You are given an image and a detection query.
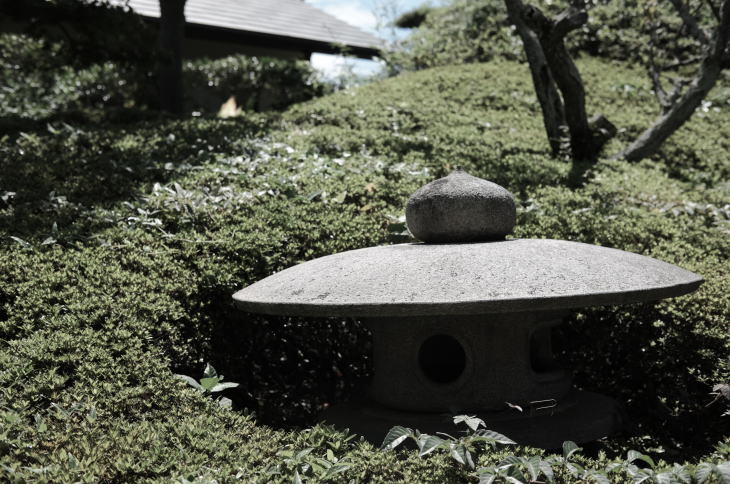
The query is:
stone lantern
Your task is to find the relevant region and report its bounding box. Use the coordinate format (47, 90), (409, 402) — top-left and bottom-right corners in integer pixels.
(232, 169), (702, 448)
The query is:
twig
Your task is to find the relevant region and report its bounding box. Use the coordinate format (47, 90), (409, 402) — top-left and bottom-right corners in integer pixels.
(663, 56), (704, 70)
(706, 0), (721, 22)
(669, 0), (711, 44)
(647, 22), (670, 109)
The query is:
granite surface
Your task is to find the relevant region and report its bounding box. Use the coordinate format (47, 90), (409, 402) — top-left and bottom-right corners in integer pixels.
(406, 169), (516, 243)
(364, 312), (571, 412)
(232, 238), (703, 317)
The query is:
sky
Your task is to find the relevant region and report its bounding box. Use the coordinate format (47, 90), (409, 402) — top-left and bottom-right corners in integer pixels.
(305, 0), (431, 80)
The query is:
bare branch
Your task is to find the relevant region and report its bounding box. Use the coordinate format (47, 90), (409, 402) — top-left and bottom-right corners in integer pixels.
(589, 114), (617, 145)
(709, 0), (730, 58)
(551, 5), (588, 42)
(669, 0), (711, 44)
(663, 56), (704, 70)
(521, 3), (551, 36)
(647, 22), (670, 109)
(667, 77), (692, 106)
(649, 74), (672, 113)
(617, 0), (730, 161)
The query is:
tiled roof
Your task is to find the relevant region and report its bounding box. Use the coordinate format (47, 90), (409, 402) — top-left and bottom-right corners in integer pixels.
(124, 0), (382, 55)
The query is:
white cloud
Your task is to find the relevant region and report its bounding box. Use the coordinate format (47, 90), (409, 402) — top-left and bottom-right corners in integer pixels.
(326, 3), (379, 32)
(310, 53), (382, 81)
(306, 0), (427, 81)
(310, 53), (348, 77)
(306, 1), (383, 80)
(307, 0), (378, 33)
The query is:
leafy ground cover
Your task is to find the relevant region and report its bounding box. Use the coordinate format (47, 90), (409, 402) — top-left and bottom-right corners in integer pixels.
(1, 53), (729, 482)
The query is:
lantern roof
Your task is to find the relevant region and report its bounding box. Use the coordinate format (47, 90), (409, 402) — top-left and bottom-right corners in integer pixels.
(232, 238), (702, 317)
(233, 170), (702, 317)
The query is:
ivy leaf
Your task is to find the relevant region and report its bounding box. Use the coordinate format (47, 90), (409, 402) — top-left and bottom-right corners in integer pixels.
(295, 448), (314, 460)
(203, 363), (217, 379)
(696, 463), (714, 484)
(449, 443), (467, 465)
(292, 469), (302, 484)
(478, 472), (497, 484)
(199, 377), (220, 391)
(505, 465), (527, 482)
(716, 463), (730, 484)
(565, 461), (585, 477)
(453, 415), (485, 432)
(478, 429), (516, 445)
(210, 382), (239, 393)
(713, 384), (730, 399)
(504, 477), (525, 484)
(324, 463), (351, 477)
(499, 455), (521, 466)
(540, 460), (555, 483)
(562, 441), (581, 460)
(417, 434), (445, 457)
(449, 443), (475, 469)
(381, 426), (413, 450)
(584, 470), (610, 484)
(9, 236), (31, 248)
(671, 463), (691, 484)
(524, 456), (541, 482)
(627, 450), (655, 468)
(175, 374), (204, 392)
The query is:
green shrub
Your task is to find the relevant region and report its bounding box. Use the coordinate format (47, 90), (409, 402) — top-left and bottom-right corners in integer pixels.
(388, 0), (717, 72)
(0, 34), (328, 122)
(0, 33), (152, 121)
(387, 0), (520, 71)
(1, 0), (155, 69)
(184, 55), (329, 114)
(1, 52), (729, 481)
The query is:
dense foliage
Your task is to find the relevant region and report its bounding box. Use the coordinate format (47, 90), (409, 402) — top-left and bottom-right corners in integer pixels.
(0, 0), (156, 68)
(184, 55), (328, 114)
(1, 34), (729, 482)
(0, 33), (327, 121)
(388, 0), (718, 72)
(387, 0), (520, 71)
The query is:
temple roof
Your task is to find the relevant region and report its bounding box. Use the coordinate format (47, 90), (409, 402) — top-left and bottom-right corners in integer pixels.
(125, 0), (382, 58)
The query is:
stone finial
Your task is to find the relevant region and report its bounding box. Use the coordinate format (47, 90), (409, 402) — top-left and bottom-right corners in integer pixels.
(405, 168), (516, 243)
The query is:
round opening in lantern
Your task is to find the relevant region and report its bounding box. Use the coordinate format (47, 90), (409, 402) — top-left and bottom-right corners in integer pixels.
(418, 334), (466, 384)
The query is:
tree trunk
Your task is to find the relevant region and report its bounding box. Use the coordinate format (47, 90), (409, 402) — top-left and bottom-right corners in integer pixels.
(504, 0), (565, 156)
(157, 0), (186, 114)
(540, 10), (594, 160)
(618, 60), (723, 161)
(522, 3), (604, 161)
(618, 0), (730, 161)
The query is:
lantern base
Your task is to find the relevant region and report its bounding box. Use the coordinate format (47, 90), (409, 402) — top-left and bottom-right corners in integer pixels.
(321, 390), (622, 450)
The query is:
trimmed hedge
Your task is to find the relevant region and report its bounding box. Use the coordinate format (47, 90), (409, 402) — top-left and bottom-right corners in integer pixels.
(1, 53), (729, 482)
(184, 56), (328, 114)
(0, 33), (327, 122)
